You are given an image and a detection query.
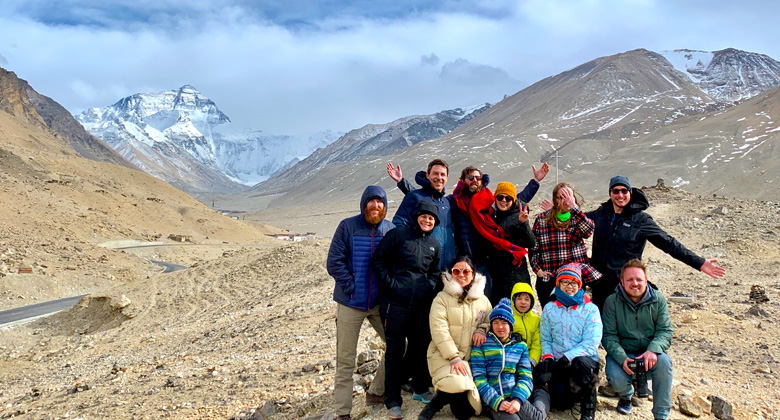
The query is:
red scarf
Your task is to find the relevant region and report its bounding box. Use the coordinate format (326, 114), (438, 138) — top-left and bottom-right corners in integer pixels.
(453, 182), (528, 266)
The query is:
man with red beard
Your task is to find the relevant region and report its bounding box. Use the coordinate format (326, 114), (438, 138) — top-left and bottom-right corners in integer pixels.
(327, 185), (395, 420)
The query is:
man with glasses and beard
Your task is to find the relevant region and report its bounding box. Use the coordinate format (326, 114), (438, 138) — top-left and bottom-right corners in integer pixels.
(327, 185), (395, 420)
(585, 176), (726, 310)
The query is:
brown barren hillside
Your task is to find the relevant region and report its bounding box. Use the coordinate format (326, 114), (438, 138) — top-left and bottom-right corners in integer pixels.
(0, 70), (280, 310)
(1, 188), (778, 420)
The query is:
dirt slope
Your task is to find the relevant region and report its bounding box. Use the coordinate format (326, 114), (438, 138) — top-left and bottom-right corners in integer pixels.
(1, 187), (778, 420)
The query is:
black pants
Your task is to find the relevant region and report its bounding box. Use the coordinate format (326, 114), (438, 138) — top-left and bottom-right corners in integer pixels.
(589, 269), (620, 312)
(547, 356), (599, 411)
(380, 302), (432, 409)
(535, 276), (556, 309)
(428, 391), (475, 420)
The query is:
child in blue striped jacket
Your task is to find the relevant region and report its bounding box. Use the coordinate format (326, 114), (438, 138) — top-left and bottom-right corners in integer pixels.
(470, 298), (550, 420)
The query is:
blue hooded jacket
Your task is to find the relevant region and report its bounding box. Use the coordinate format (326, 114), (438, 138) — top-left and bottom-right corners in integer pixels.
(392, 170), (456, 269)
(327, 186), (395, 310)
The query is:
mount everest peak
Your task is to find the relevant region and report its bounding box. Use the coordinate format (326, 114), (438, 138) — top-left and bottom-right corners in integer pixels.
(76, 85), (338, 193)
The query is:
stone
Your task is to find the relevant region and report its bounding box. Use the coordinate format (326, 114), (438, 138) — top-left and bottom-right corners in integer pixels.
(111, 295), (132, 309)
(678, 395), (702, 417)
(753, 365), (771, 374)
(747, 304), (769, 317)
(680, 312), (698, 323)
(357, 359), (379, 375)
(712, 206), (728, 215)
(694, 395), (711, 414)
(709, 395), (733, 420)
(357, 350), (381, 364)
(749, 285), (769, 303)
(248, 401), (276, 420)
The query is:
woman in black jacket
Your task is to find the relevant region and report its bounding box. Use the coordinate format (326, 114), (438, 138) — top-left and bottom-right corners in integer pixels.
(486, 182), (536, 306)
(372, 200), (442, 419)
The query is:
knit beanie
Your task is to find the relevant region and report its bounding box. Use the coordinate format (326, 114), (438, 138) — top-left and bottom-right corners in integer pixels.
(489, 297), (515, 331)
(555, 263), (583, 288)
(494, 182), (517, 202)
(609, 175), (631, 190)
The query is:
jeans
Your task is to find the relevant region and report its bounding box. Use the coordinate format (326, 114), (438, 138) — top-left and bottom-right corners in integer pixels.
(605, 352), (673, 419)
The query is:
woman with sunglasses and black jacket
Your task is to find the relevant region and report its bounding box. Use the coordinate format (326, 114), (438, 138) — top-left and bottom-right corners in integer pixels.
(485, 181), (536, 306)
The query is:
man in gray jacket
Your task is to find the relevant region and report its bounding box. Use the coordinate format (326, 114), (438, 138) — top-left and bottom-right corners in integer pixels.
(601, 259), (674, 420)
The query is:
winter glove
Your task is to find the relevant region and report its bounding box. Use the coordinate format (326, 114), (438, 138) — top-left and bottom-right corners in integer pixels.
(533, 358), (554, 388)
(552, 356), (569, 376)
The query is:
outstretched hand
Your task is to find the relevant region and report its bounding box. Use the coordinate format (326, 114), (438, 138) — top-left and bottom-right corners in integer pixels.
(700, 259), (726, 279)
(387, 162), (403, 183)
(532, 162), (550, 182)
(540, 199), (553, 212)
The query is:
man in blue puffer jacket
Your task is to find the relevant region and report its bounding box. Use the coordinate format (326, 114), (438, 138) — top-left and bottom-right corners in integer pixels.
(327, 185), (395, 420)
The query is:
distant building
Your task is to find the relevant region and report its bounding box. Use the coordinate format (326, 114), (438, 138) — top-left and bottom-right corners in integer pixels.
(267, 232), (316, 241)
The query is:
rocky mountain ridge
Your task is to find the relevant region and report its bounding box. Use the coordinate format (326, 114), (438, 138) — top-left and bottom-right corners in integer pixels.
(245, 47), (780, 209)
(255, 103), (491, 194)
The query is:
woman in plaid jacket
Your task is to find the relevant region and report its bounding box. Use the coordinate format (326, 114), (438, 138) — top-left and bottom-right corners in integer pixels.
(530, 183), (601, 308)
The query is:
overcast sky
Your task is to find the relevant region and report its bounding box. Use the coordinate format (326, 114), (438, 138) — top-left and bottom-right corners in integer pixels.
(1, 1), (778, 136)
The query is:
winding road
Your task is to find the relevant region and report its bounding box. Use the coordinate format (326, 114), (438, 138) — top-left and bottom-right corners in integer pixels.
(0, 259), (188, 327)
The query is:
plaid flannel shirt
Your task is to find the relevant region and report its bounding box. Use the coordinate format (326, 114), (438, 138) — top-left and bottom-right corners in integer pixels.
(530, 207), (602, 284)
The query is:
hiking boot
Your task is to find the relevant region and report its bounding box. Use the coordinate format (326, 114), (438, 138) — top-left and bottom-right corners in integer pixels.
(366, 392), (384, 405)
(616, 397), (632, 415)
(388, 406), (403, 419)
(598, 384), (617, 397)
(417, 403), (438, 420)
(401, 382), (414, 393)
(413, 391), (434, 404)
(580, 387), (597, 420)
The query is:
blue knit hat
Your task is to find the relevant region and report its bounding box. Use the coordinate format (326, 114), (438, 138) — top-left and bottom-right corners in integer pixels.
(489, 298), (515, 331)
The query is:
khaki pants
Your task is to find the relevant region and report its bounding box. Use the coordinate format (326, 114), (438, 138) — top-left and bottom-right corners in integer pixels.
(335, 303), (386, 416)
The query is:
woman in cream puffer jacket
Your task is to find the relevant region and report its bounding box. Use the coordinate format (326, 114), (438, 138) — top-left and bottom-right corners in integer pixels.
(421, 256), (493, 419)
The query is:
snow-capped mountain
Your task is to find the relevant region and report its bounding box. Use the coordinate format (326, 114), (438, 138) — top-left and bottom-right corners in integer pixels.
(660, 48), (780, 102)
(76, 85), (340, 193)
(254, 103), (491, 194)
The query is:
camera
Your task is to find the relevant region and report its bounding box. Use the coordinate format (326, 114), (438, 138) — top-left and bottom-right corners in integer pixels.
(627, 358), (649, 398)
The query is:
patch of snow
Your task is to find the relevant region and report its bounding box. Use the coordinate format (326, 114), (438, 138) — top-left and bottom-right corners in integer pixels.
(671, 177), (690, 187)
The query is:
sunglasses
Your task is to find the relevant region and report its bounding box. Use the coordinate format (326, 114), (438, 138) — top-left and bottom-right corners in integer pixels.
(467, 175), (482, 181)
(495, 195), (513, 202)
(610, 188), (630, 195)
(451, 268), (473, 276)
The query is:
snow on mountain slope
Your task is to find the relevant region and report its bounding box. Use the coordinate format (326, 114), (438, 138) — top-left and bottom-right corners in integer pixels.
(660, 49), (780, 102)
(76, 86), (340, 192)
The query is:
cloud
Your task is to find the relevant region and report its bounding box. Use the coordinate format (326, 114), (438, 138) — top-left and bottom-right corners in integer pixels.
(421, 53), (439, 66)
(439, 58), (514, 86)
(0, 0), (778, 136)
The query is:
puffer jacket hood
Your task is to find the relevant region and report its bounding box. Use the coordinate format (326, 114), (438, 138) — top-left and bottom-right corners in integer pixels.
(511, 282), (535, 316)
(414, 170), (446, 196)
(360, 185), (389, 215)
(413, 200), (441, 227)
(597, 187), (648, 214)
(441, 271), (487, 300)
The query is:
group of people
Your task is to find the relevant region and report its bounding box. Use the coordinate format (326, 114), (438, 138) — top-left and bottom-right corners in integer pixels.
(327, 159), (726, 420)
